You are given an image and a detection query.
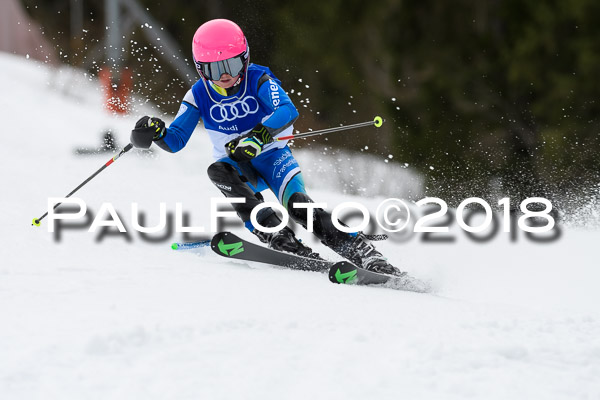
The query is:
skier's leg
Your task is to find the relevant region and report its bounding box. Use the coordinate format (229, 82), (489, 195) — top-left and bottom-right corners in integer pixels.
(249, 146), (382, 268)
(286, 191), (349, 246)
(207, 160), (275, 232)
(252, 146), (398, 272)
(245, 147), (320, 258)
(208, 157), (319, 258)
(286, 191), (403, 276)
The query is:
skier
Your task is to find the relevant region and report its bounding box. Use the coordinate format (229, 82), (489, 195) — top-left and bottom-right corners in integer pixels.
(130, 19), (402, 276)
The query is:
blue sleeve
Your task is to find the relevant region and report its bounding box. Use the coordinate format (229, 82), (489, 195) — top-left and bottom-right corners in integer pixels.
(159, 101), (201, 153)
(256, 78), (299, 133)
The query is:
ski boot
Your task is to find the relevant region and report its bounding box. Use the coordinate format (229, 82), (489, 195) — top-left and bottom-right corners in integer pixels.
(254, 226), (322, 260)
(340, 233), (405, 276)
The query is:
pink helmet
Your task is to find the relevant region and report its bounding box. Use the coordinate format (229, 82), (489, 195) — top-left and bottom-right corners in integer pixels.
(192, 19), (249, 81)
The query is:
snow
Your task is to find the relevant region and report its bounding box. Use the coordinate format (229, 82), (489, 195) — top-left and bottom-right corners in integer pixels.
(1, 52), (600, 400)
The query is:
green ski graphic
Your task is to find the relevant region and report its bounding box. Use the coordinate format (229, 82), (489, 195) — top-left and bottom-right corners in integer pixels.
(218, 239), (244, 257)
(335, 268), (357, 284)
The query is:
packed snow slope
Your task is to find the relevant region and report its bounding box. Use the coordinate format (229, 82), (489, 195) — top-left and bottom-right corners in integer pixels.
(1, 53), (599, 400)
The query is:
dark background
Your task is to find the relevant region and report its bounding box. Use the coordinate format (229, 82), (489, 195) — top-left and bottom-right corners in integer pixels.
(21, 0), (600, 208)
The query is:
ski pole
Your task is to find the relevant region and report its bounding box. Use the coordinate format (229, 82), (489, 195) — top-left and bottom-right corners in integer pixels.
(32, 143), (134, 227)
(275, 116), (384, 141)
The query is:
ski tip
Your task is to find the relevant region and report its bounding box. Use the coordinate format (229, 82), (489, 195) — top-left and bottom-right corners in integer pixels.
(171, 243), (179, 250)
(329, 261), (358, 285)
(32, 218), (41, 227)
(373, 116), (384, 128)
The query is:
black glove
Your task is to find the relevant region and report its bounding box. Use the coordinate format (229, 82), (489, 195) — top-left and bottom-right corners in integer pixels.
(130, 116), (166, 149)
(226, 123), (273, 162)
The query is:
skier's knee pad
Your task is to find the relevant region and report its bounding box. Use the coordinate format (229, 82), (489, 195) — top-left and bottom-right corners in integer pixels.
(207, 162), (254, 197)
(287, 192), (314, 225)
(287, 192), (348, 247)
(207, 162), (239, 185)
(256, 207), (281, 228)
(207, 162), (264, 223)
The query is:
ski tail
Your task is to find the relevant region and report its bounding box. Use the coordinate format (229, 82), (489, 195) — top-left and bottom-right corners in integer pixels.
(171, 240), (211, 251)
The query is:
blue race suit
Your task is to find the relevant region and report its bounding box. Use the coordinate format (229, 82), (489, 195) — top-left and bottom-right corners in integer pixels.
(155, 64), (307, 231)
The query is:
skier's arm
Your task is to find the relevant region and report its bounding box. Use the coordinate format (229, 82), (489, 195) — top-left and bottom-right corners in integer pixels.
(155, 90), (201, 153)
(225, 75), (298, 162)
(256, 75), (299, 135)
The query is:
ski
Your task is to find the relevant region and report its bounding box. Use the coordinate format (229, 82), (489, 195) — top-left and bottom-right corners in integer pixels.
(172, 232), (430, 292)
(209, 231), (331, 272)
(171, 232), (331, 272)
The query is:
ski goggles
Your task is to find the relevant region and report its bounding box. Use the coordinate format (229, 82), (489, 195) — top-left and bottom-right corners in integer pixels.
(195, 52), (248, 81)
